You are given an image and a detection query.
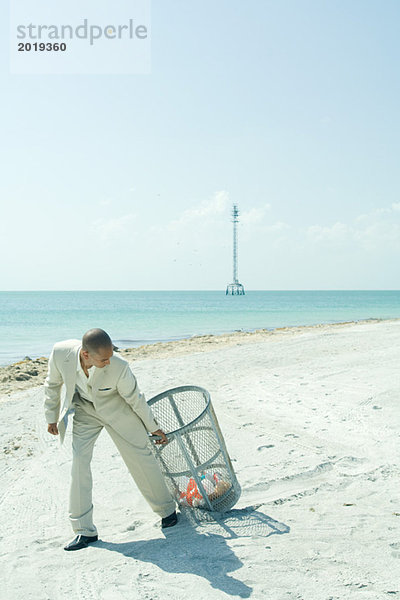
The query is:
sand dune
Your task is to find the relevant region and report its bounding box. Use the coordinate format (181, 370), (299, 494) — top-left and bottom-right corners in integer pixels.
(1, 320), (399, 599)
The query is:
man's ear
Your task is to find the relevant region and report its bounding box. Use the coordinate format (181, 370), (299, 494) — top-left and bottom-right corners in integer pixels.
(81, 349), (90, 360)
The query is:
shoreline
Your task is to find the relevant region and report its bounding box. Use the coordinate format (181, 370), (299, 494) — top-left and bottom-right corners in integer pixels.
(0, 317), (398, 397)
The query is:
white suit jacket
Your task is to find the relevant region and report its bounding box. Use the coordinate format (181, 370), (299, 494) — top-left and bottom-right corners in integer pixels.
(44, 339), (158, 444)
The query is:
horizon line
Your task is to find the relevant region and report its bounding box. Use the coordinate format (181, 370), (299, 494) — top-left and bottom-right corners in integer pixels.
(0, 289), (399, 293)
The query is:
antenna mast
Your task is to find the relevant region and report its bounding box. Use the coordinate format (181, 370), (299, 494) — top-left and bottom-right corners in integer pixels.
(226, 204), (245, 295)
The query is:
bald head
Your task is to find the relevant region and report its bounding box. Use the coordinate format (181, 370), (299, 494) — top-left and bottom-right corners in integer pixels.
(82, 328), (112, 355)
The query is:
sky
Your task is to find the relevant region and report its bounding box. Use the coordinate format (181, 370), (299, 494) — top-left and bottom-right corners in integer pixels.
(1, 0), (399, 290)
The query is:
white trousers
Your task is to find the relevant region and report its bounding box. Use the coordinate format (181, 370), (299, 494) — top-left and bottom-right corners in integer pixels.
(69, 394), (176, 536)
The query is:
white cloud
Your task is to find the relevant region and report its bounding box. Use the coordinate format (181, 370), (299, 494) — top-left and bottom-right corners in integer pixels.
(265, 221), (290, 233)
(90, 213), (135, 242)
(307, 222), (353, 243)
(240, 204), (271, 226)
(306, 204), (400, 252)
(356, 203), (400, 223)
(354, 221), (400, 250)
(169, 190), (230, 229)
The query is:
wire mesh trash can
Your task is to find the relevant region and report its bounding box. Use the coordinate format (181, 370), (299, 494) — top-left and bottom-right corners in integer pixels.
(147, 385), (241, 512)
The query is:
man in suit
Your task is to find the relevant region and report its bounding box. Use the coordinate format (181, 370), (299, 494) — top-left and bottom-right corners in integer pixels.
(45, 328), (177, 551)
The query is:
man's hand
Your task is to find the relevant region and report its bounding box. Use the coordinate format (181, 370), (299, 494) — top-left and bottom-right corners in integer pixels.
(151, 429), (168, 445)
(47, 423), (59, 435)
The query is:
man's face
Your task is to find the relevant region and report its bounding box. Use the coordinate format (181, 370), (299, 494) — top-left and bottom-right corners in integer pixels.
(84, 345), (113, 368)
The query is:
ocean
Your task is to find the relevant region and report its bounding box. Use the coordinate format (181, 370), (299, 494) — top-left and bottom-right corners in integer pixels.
(0, 290), (399, 366)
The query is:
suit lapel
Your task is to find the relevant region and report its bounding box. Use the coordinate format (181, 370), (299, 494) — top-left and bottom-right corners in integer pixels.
(63, 345), (80, 399)
(90, 365), (108, 401)
(90, 367), (102, 391)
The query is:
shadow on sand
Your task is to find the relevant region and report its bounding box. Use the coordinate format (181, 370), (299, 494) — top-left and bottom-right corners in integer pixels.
(96, 504), (289, 598)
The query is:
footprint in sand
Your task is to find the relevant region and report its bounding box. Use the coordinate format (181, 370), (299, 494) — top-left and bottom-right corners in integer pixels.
(126, 520), (142, 531)
(390, 542), (400, 558)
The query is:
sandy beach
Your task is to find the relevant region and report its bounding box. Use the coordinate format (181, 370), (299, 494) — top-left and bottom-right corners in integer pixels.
(1, 319), (399, 599)
(0, 319), (389, 395)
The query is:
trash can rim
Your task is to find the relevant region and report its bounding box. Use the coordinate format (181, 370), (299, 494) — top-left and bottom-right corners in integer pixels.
(147, 385), (211, 436)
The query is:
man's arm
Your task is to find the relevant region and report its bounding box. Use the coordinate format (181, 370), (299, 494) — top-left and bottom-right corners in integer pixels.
(44, 348), (63, 429)
(117, 363), (160, 434)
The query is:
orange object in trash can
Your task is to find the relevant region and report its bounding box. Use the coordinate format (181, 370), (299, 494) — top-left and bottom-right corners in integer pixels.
(185, 478), (203, 506)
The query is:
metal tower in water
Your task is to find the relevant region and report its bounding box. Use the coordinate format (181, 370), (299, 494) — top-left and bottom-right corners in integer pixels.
(226, 204), (245, 295)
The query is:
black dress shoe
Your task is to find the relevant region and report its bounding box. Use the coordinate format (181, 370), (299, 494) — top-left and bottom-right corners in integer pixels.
(161, 511), (178, 529)
(64, 534), (98, 551)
